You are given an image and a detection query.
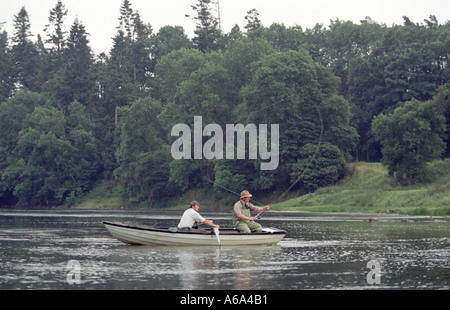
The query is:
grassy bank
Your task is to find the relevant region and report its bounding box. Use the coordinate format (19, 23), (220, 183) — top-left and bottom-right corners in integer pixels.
(271, 160), (450, 215)
(75, 160), (450, 216)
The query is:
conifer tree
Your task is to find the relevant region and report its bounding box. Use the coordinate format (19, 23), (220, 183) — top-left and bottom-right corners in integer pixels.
(44, 0), (68, 67)
(63, 19), (96, 106)
(244, 9), (262, 32)
(188, 0), (221, 52)
(118, 0), (135, 39)
(11, 6), (41, 92)
(0, 28), (15, 101)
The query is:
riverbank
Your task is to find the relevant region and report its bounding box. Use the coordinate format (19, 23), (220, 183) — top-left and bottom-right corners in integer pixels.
(270, 160), (450, 216)
(73, 160), (450, 216)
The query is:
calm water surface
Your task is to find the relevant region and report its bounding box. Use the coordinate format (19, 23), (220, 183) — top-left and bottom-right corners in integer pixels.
(0, 209), (448, 290)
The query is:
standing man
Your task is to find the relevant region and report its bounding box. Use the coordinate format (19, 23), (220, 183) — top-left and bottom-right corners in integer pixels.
(178, 201), (219, 231)
(232, 190), (270, 233)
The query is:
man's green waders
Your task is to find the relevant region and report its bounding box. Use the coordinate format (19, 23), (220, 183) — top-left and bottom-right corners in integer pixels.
(232, 201), (263, 233)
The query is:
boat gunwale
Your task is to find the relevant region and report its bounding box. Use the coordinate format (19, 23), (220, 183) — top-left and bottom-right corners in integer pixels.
(102, 221), (287, 236)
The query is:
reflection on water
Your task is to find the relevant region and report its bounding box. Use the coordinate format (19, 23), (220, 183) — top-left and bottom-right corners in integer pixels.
(0, 209), (448, 290)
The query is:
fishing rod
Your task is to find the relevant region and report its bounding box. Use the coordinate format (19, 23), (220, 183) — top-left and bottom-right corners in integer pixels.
(205, 95), (324, 219)
(269, 102), (324, 206)
(255, 208), (267, 219)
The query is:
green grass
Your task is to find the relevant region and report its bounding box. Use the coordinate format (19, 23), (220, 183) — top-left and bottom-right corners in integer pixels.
(74, 160), (450, 216)
(73, 181), (128, 209)
(271, 160), (450, 216)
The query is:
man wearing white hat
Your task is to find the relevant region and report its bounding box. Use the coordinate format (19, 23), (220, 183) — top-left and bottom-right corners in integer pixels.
(232, 190), (270, 233)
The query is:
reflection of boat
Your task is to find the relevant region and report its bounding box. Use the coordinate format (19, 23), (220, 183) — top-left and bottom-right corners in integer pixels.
(103, 221), (286, 246)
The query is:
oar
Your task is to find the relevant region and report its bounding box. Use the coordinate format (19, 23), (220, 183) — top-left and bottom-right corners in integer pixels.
(213, 227), (221, 247)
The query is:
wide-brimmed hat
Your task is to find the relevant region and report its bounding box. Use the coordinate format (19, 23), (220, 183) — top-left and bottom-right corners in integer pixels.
(240, 190), (252, 198)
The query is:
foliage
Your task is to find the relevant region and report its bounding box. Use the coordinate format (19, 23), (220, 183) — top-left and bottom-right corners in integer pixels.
(0, 1), (448, 207)
(114, 96), (176, 202)
(188, 0), (222, 52)
(1, 100), (100, 206)
(290, 143), (347, 192)
(373, 96), (446, 184)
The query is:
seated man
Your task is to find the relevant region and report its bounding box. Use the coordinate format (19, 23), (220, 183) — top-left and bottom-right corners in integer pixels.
(178, 200), (219, 231)
(232, 190), (270, 233)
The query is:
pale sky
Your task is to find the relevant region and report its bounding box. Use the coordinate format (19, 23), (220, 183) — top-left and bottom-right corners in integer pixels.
(1, 0), (449, 54)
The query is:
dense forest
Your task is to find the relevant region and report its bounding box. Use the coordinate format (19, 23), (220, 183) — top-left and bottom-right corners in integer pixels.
(0, 0), (449, 207)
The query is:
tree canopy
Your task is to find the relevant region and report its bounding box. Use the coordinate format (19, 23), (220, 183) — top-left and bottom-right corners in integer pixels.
(0, 1), (448, 207)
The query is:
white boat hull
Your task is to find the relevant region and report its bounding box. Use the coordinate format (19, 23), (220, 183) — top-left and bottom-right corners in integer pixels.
(103, 222), (286, 246)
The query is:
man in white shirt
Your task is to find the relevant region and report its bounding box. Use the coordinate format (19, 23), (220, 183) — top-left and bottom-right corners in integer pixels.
(178, 201), (219, 231)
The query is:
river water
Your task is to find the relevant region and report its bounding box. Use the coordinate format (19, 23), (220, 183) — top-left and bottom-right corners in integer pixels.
(0, 209), (448, 290)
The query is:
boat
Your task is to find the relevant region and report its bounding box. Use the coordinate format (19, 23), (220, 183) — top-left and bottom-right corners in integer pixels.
(103, 221), (287, 246)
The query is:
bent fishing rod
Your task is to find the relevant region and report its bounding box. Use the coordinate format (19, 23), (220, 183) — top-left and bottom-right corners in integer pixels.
(205, 95), (324, 219)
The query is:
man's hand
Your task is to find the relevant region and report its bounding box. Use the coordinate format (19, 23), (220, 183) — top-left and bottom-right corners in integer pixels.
(237, 214), (255, 221)
(205, 219), (219, 228)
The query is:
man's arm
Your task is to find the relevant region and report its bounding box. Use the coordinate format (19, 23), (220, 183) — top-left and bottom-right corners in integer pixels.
(203, 219), (219, 228)
(234, 202), (255, 221)
(249, 203), (271, 213)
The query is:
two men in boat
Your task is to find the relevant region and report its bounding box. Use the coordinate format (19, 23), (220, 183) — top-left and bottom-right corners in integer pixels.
(232, 190), (270, 233)
(178, 190), (270, 233)
(178, 200), (219, 231)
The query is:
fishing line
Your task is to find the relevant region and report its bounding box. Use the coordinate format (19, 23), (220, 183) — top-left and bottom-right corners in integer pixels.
(209, 95), (324, 236)
(205, 94), (295, 207)
(270, 102), (323, 206)
(205, 94), (324, 211)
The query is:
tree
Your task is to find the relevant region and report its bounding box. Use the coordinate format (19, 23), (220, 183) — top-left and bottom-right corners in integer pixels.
(129, 11), (153, 84)
(168, 53), (233, 127)
(0, 29), (15, 101)
(1, 99), (100, 206)
(244, 9), (262, 34)
(345, 18), (448, 161)
(115, 1), (152, 83)
(118, 0), (135, 39)
(44, 0), (68, 67)
(11, 6), (41, 92)
(64, 101), (102, 203)
(43, 19), (96, 111)
(242, 49), (357, 191)
(222, 37), (274, 95)
(261, 23), (305, 52)
(63, 19), (96, 106)
(290, 142), (346, 192)
(104, 30), (137, 114)
(102, 1), (153, 124)
(114, 96), (172, 201)
(372, 98), (446, 185)
(188, 0), (222, 52)
(434, 84), (450, 157)
(0, 91), (46, 204)
(153, 48), (205, 104)
(213, 160), (247, 197)
(150, 25), (192, 72)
